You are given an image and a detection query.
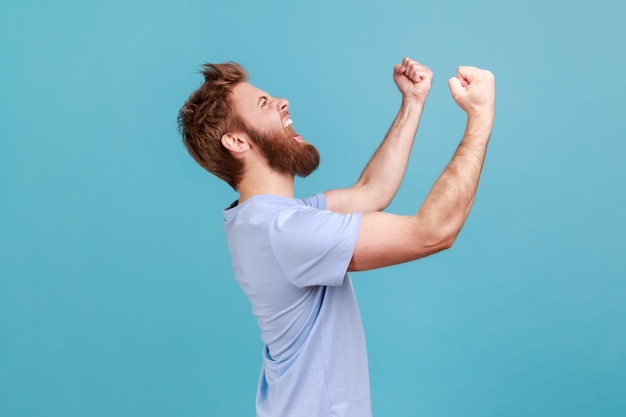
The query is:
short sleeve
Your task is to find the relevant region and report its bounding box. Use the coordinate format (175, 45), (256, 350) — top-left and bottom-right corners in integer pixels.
(297, 193), (326, 209)
(269, 206), (361, 287)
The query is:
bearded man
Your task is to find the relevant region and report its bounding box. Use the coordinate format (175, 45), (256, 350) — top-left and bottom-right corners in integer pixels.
(178, 57), (495, 417)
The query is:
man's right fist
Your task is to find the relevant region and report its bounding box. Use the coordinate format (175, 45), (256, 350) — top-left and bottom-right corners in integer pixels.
(448, 66), (495, 117)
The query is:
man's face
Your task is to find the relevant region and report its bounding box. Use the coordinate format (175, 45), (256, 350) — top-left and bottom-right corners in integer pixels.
(231, 82), (320, 177)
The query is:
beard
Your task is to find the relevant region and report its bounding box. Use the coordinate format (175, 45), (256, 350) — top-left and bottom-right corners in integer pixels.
(245, 123), (320, 178)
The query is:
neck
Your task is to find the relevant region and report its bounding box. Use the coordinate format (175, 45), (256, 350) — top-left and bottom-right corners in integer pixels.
(237, 165), (295, 204)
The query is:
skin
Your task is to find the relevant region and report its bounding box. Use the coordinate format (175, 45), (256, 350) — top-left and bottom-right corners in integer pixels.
(222, 57), (496, 272)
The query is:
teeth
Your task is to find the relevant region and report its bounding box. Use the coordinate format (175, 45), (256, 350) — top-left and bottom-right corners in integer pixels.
(283, 118), (293, 128)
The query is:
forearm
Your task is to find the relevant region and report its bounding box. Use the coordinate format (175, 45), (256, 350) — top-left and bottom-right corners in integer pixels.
(356, 99), (424, 209)
(414, 113), (494, 247)
(348, 66), (496, 271)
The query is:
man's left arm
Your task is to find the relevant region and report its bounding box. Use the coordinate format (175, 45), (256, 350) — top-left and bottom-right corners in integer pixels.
(325, 57), (432, 214)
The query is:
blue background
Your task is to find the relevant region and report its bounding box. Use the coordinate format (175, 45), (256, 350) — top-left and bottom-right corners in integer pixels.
(1, 0), (625, 416)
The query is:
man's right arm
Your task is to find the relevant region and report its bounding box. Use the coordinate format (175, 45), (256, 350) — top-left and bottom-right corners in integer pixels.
(348, 66), (496, 272)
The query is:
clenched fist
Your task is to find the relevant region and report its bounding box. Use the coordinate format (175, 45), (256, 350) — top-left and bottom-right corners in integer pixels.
(448, 66), (495, 117)
(393, 57), (433, 103)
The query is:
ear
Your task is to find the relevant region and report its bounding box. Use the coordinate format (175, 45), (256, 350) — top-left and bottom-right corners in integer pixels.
(221, 131), (250, 156)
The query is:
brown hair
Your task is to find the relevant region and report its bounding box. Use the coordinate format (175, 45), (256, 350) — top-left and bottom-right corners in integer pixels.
(177, 62), (248, 189)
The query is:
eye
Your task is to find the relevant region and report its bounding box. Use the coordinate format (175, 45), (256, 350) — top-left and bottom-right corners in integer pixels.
(261, 96), (269, 108)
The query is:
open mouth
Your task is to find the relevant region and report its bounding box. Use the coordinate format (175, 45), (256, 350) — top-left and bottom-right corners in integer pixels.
(283, 118), (303, 142)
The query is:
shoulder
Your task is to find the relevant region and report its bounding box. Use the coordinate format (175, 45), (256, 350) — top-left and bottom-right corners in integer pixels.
(296, 193), (327, 210)
(223, 194), (328, 234)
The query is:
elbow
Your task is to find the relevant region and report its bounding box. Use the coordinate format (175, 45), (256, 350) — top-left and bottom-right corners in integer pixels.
(420, 225), (459, 255)
(438, 234), (456, 251)
(349, 183), (392, 213)
(364, 196), (392, 213)
(414, 209), (466, 255)
(372, 192), (397, 212)
(428, 232), (455, 254)
(366, 187), (393, 212)
(374, 200), (391, 212)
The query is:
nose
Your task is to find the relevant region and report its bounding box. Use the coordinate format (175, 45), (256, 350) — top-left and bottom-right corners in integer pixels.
(276, 98), (289, 111)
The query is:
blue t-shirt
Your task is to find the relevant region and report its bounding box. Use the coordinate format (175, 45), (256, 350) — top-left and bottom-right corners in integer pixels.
(223, 193), (371, 417)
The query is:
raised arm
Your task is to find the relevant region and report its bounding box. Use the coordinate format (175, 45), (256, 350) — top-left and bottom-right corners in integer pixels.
(349, 66), (496, 272)
(325, 58), (432, 214)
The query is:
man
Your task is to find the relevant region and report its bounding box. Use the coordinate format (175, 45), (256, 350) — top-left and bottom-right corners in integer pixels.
(178, 57), (495, 417)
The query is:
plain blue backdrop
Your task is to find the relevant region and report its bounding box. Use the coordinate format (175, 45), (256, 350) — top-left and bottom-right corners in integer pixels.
(1, 0), (625, 416)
